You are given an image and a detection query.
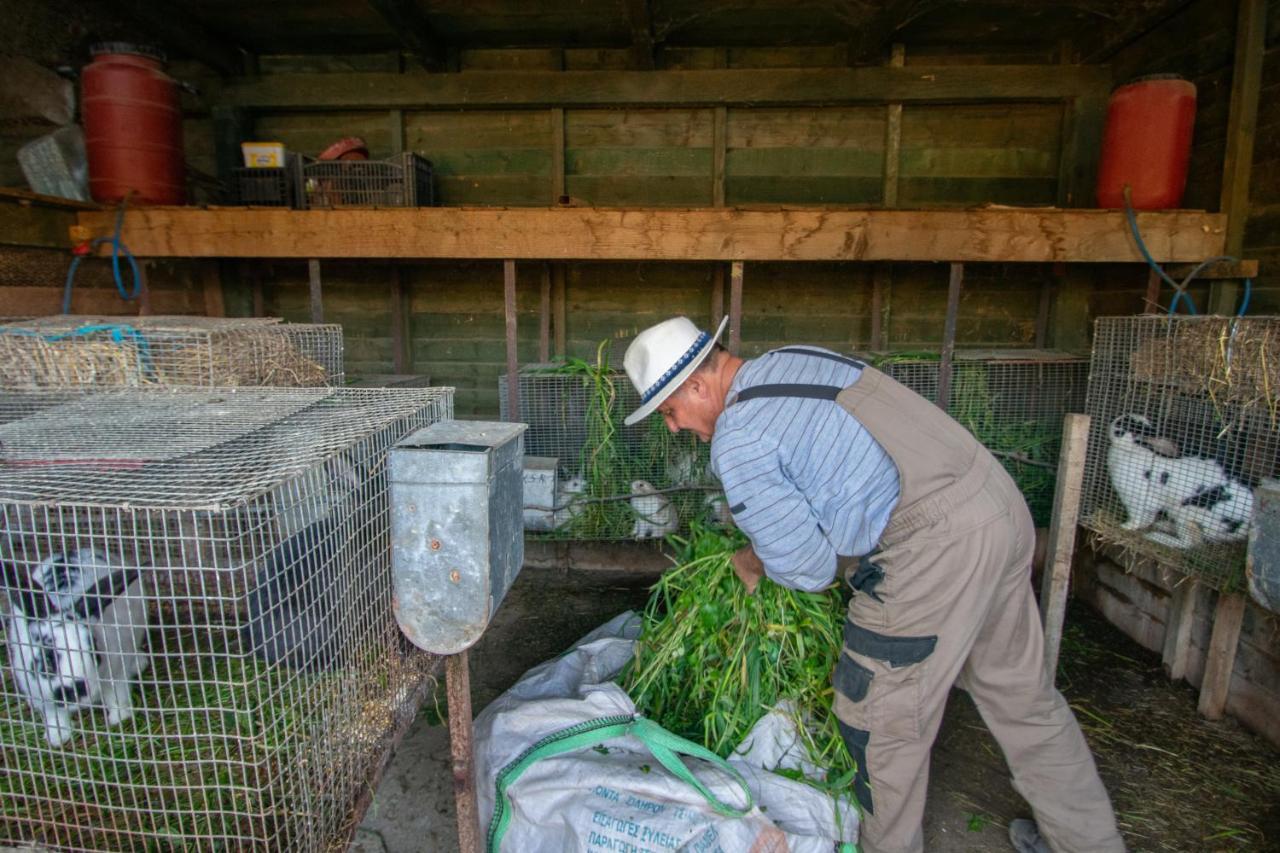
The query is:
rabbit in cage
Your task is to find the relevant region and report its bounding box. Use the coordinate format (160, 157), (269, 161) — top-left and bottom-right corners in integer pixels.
(669, 444), (704, 486)
(1108, 414), (1255, 547)
(552, 473), (586, 530)
(703, 491), (734, 528)
(242, 452), (371, 672)
(630, 479), (678, 539)
(2, 548), (148, 747)
(1147, 480), (1255, 548)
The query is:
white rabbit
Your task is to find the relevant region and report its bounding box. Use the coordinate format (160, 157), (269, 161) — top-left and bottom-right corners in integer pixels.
(552, 474), (587, 530)
(703, 491), (734, 528)
(630, 479), (678, 539)
(3, 548), (149, 746)
(1147, 480), (1254, 549)
(1107, 414), (1188, 530)
(669, 444), (704, 486)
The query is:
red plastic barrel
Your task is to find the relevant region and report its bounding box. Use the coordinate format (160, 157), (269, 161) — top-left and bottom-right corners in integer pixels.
(1095, 75), (1196, 210)
(82, 43), (186, 205)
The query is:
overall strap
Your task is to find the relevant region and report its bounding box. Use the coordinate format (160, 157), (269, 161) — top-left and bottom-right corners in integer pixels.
(771, 346), (866, 369)
(733, 383), (842, 404)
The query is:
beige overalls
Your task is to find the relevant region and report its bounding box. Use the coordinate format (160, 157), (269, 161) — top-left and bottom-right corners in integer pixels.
(729, 353), (1124, 853)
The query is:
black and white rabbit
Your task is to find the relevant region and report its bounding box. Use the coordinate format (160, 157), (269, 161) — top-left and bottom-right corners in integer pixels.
(1148, 480), (1254, 549)
(243, 452), (370, 672)
(551, 473), (586, 530)
(3, 548), (148, 747)
(630, 479), (678, 539)
(1107, 413), (1185, 531)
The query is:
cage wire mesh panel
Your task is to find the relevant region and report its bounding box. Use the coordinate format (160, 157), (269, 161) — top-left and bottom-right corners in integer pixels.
(500, 366), (720, 541)
(876, 351), (1089, 526)
(0, 316), (344, 391)
(1081, 316), (1278, 591)
(301, 153), (434, 209)
(0, 386), (453, 851)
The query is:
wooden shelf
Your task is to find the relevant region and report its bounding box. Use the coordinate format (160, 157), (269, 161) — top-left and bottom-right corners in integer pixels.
(76, 206), (1227, 263)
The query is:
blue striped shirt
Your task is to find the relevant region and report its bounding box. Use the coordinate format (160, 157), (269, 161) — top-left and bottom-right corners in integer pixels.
(710, 348), (901, 592)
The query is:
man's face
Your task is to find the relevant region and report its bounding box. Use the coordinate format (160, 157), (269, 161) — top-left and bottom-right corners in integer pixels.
(656, 376), (718, 442)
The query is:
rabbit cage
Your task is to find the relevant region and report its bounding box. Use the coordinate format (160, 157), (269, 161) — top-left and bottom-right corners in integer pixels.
(1081, 316), (1279, 591)
(500, 365), (718, 540)
(875, 350), (1090, 526)
(0, 386), (452, 850)
(0, 316), (344, 391)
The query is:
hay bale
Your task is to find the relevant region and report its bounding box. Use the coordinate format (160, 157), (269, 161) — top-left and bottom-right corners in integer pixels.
(0, 334), (147, 390)
(1130, 318), (1280, 414)
(158, 330), (328, 387)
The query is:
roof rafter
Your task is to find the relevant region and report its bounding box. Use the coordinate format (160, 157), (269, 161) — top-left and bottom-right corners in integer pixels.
(108, 0), (249, 77)
(625, 0), (657, 70)
(368, 0), (448, 72)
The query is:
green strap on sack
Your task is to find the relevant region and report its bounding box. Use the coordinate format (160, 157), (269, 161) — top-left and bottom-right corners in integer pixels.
(486, 713), (754, 852)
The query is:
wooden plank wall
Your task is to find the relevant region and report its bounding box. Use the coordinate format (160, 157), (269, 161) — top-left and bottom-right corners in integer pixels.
(170, 45), (1085, 414)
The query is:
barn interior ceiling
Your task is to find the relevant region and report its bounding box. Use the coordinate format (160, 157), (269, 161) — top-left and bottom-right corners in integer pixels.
(87, 0), (1193, 76)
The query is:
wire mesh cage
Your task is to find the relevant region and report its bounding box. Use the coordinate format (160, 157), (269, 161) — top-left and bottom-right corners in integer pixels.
(875, 350), (1090, 526)
(0, 316), (344, 391)
(499, 366), (722, 541)
(301, 153), (434, 209)
(1081, 316), (1278, 591)
(0, 386), (453, 851)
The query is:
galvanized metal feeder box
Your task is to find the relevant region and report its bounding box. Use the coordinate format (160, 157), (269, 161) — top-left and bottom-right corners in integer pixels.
(389, 420), (527, 655)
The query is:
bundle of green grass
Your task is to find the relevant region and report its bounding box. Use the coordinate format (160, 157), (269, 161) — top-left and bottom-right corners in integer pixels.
(620, 522), (856, 799)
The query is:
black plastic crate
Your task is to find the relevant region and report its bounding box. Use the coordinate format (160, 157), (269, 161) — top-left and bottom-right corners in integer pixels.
(301, 153), (434, 209)
(231, 154), (304, 207)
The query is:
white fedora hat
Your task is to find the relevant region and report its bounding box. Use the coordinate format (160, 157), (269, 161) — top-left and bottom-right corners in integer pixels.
(622, 316), (729, 426)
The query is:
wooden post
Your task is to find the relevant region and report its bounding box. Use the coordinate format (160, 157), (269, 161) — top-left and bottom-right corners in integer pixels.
(250, 264), (265, 318)
(1198, 592), (1246, 720)
(390, 266), (410, 374)
(307, 259), (323, 323)
(212, 106), (251, 201)
(711, 265), (725, 327)
(552, 265), (567, 357)
(389, 109), (405, 155)
(201, 261), (225, 318)
(1211, 0), (1266, 315)
(136, 262), (152, 316)
(936, 262), (963, 411)
(1162, 577), (1200, 682)
(870, 264), (890, 351)
(712, 106), (727, 207)
(551, 107), (566, 202)
(1040, 413), (1090, 679)
(1143, 267), (1162, 314)
(504, 260), (520, 420)
(1034, 273), (1053, 350)
(539, 263), (551, 363)
(882, 43), (904, 208)
(728, 260), (743, 355)
(446, 651), (480, 853)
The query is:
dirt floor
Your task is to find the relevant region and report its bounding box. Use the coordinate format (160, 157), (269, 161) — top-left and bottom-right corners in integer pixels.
(354, 563), (1280, 853)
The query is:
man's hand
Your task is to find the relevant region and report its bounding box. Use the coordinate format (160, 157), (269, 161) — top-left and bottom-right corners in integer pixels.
(731, 546), (765, 595)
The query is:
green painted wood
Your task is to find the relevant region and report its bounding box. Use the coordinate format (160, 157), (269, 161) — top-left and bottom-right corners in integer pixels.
(0, 202), (74, 249)
(563, 176), (712, 205)
(899, 147), (1058, 178)
(434, 176), (553, 205)
(726, 107), (885, 148)
(897, 177), (1058, 206)
(427, 149), (553, 176)
(726, 148), (884, 177)
(406, 110), (552, 148)
(565, 109), (714, 147)
(726, 176), (883, 204)
(566, 147), (712, 175)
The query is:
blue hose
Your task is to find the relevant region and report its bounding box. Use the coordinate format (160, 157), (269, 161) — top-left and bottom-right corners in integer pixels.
(1122, 186), (1250, 317)
(63, 198), (142, 314)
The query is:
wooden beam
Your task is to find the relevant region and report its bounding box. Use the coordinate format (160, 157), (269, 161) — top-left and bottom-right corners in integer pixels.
(1040, 413), (1090, 679)
(539, 264), (551, 362)
(1211, 0), (1266, 315)
(870, 264), (890, 351)
(213, 65), (1114, 110)
(1034, 273), (1053, 349)
(1161, 577), (1199, 682)
(389, 109), (405, 155)
(936, 263), (963, 410)
(503, 260), (519, 421)
(307, 259), (323, 323)
(1057, 89), (1110, 208)
(201, 261), (225, 317)
(728, 261), (743, 355)
(1197, 592), (1246, 720)
(1167, 259), (1258, 279)
(81, 208), (1228, 263)
(625, 0), (657, 70)
(882, 44), (905, 208)
(368, 0), (446, 72)
(109, 0), (248, 77)
(712, 106), (727, 207)
(445, 650), (480, 853)
(550, 108), (565, 202)
(552, 265), (567, 356)
(1144, 267), (1163, 313)
(391, 266), (410, 373)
